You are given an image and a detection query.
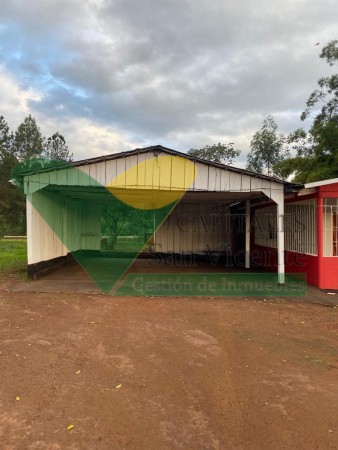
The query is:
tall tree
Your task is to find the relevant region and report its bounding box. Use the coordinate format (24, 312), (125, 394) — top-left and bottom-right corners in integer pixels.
(0, 114), (74, 236)
(43, 132), (73, 162)
(187, 142), (240, 165)
(13, 115), (43, 161)
(0, 160), (26, 236)
(0, 115), (11, 157)
(0, 115), (26, 236)
(274, 40), (338, 182)
(246, 116), (288, 176)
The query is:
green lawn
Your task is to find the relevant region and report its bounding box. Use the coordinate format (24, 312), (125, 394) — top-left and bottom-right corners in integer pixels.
(0, 239), (28, 280)
(102, 237), (150, 253)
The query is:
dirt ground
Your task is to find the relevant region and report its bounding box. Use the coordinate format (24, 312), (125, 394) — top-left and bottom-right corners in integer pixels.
(0, 281), (337, 449)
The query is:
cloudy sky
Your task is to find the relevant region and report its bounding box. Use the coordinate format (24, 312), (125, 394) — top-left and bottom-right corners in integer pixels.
(0, 0), (336, 165)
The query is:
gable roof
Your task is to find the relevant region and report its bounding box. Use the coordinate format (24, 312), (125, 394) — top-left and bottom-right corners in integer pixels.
(19, 144), (300, 189)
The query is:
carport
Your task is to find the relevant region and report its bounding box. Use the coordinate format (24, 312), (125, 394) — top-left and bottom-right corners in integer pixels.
(22, 145), (295, 292)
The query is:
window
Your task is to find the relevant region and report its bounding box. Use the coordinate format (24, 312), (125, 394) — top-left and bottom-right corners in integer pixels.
(254, 200), (317, 255)
(285, 201), (317, 255)
(323, 198), (338, 256)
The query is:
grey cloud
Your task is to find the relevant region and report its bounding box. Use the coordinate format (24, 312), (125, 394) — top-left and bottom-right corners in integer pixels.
(0, 0), (336, 160)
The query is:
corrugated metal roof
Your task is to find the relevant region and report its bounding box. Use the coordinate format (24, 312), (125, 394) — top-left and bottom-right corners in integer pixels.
(20, 144), (300, 188)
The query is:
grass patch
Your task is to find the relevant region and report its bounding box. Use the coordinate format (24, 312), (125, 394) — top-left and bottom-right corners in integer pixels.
(0, 239), (28, 281)
(114, 239), (148, 252)
(102, 238), (149, 253)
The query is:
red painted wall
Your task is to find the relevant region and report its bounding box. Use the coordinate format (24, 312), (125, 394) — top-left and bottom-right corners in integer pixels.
(318, 185), (338, 289)
(251, 183), (338, 290)
(320, 258), (338, 289)
(319, 182), (338, 197)
(251, 244), (319, 287)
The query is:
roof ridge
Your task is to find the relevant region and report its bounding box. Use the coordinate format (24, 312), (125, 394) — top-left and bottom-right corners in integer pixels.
(19, 145), (300, 187)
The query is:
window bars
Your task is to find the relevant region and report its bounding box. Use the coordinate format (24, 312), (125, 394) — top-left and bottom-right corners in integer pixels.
(254, 201), (317, 255)
(323, 198), (338, 257)
(285, 201), (317, 255)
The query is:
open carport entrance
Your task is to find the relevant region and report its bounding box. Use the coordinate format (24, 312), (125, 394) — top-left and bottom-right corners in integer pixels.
(25, 186), (280, 294)
(22, 146), (293, 294)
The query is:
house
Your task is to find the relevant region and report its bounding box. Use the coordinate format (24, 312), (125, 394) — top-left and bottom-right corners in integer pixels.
(252, 178), (338, 289)
(20, 145), (338, 291)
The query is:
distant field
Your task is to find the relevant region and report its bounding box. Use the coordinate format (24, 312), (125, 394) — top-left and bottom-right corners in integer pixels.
(102, 236), (149, 253)
(0, 239), (27, 280)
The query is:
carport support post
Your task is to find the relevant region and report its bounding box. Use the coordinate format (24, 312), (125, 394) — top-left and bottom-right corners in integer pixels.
(276, 200), (285, 284)
(245, 199), (250, 269)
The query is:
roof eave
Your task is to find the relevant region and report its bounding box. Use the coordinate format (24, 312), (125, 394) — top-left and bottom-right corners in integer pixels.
(18, 144), (300, 189)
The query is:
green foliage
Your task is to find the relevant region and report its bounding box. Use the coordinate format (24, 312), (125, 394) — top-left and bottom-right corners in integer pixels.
(0, 185), (26, 237)
(274, 40), (338, 183)
(101, 201), (154, 251)
(273, 156), (315, 183)
(247, 116), (289, 176)
(320, 39), (338, 67)
(11, 158), (69, 193)
(0, 115), (11, 157)
(14, 115), (44, 161)
(187, 142), (240, 165)
(0, 239), (27, 280)
(44, 132), (73, 162)
(0, 116), (25, 237)
(0, 113), (72, 236)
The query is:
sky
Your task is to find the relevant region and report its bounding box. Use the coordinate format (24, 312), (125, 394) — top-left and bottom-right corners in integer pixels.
(0, 0), (336, 165)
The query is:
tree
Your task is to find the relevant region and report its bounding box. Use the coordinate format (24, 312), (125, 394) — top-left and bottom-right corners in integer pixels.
(0, 115), (11, 157)
(13, 115), (43, 161)
(274, 40), (338, 182)
(320, 39), (338, 66)
(43, 132), (73, 162)
(101, 201), (153, 251)
(0, 115), (26, 236)
(246, 116), (289, 176)
(102, 202), (131, 250)
(11, 125), (73, 190)
(187, 142), (240, 165)
(0, 159), (26, 236)
(0, 113), (73, 236)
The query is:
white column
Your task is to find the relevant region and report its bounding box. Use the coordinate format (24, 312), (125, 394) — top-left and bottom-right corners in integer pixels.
(277, 200), (285, 284)
(26, 195), (33, 265)
(245, 199), (250, 269)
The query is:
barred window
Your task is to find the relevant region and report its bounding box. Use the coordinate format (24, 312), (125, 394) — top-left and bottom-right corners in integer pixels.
(254, 201), (317, 255)
(285, 201), (317, 255)
(323, 198), (338, 256)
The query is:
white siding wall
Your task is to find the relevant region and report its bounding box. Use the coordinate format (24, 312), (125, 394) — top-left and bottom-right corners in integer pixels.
(254, 205), (277, 249)
(154, 203), (232, 253)
(27, 192), (103, 264)
(64, 198), (82, 252)
(27, 191), (67, 264)
(80, 202), (102, 250)
(24, 152), (283, 198)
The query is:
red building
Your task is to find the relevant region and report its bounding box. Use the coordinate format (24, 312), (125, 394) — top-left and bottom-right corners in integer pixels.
(252, 178), (338, 289)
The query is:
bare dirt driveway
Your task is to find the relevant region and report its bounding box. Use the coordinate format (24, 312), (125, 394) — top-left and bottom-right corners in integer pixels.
(0, 286), (337, 449)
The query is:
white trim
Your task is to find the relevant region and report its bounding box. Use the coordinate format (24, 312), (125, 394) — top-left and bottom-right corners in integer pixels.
(277, 201), (285, 284)
(245, 199), (250, 269)
(304, 178), (338, 188)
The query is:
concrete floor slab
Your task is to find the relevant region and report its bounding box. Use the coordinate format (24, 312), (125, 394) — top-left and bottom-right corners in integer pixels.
(10, 258), (253, 294)
(9, 257), (338, 306)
